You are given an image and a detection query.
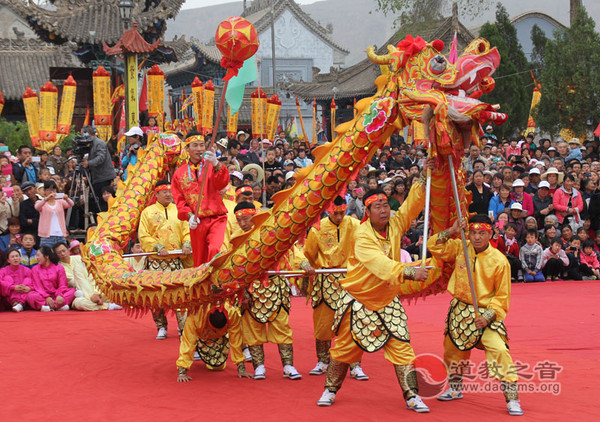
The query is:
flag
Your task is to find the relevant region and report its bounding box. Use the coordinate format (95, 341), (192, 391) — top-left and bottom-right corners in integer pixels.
(139, 73), (148, 113)
(449, 31), (458, 64)
(287, 117), (298, 138)
(83, 104), (90, 127)
(225, 56), (257, 115)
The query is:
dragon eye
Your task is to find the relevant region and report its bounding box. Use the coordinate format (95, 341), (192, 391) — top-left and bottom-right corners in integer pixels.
(430, 55), (447, 74)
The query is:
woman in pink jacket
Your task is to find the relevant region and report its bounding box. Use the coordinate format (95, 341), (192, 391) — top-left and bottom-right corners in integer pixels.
(0, 249), (35, 312)
(552, 174), (584, 225)
(29, 246), (75, 311)
(34, 180), (74, 248)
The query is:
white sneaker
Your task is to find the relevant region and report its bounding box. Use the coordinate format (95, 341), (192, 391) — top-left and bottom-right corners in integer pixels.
(74, 290), (84, 298)
(107, 303), (122, 311)
(254, 364), (266, 380)
(193, 351), (202, 361)
(156, 327), (167, 340)
(317, 389), (336, 406)
(350, 365), (369, 381)
(12, 303), (24, 312)
(57, 305), (70, 311)
(243, 348), (252, 362)
(437, 387), (463, 401)
(283, 364), (302, 380)
(309, 361), (328, 375)
(41, 305), (51, 312)
(507, 399), (524, 416)
(406, 395), (430, 413)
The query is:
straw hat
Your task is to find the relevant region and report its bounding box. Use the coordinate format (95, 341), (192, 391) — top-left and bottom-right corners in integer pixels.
(540, 167), (564, 184)
(568, 137), (581, 146)
(242, 163), (264, 184)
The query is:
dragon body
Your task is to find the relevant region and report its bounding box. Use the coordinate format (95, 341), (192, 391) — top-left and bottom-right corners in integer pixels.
(85, 36), (505, 310)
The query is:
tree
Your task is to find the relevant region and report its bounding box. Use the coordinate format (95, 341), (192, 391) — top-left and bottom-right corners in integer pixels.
(478, 4), (530, 138)
(530, 24), (549, 75)
(534, 6), (600, 137)
(375, 0), (487, 26)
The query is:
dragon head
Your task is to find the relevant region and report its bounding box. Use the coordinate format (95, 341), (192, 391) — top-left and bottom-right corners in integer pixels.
(368, 36), (506, 157)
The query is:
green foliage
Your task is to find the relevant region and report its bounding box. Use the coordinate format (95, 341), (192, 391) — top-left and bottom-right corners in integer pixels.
(534, 6), (600, 137)
(0, 118), (77, 153)
(530, 24), (549, 76)
(376, 0), (487, 26)
(478, 4), (530, 138)
(0, 119), (32, 152)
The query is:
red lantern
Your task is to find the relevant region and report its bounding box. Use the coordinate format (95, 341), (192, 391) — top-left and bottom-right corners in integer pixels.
(215, 16), (259, 81)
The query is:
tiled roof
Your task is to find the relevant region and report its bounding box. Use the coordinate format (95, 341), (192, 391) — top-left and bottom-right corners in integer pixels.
(243, 0), (349, 54)
(17, 0), (185, 44)
(0, 37), (81, 100)
(289, 16), (475, 101)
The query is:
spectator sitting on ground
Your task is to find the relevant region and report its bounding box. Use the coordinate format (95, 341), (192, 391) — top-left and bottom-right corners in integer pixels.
(0, 248), (36, 312)
(53, 242), (121, 311)
(28, 246), (75, 311)
(542, 238), (569, 281)
(519, 229), (545, 283)
(580, 239), (600, 279)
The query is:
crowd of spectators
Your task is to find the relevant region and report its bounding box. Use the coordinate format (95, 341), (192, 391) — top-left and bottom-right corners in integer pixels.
(1, 124), (599, 312)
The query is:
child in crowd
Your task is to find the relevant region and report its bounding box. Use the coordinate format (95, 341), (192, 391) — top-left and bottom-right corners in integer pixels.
(504, 223), (522, 281)
(580, 239), (600, 280)
(519, 229), (545, 282)
(20, 233), (37, 268)
(542, 238), (569, 281)
(565, 237), (584, 280)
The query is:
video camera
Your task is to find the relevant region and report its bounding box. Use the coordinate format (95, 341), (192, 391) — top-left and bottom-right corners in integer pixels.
(72, 135), (93, 161)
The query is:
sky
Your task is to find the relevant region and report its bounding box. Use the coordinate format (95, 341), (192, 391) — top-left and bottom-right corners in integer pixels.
(182, 0), (318, 9)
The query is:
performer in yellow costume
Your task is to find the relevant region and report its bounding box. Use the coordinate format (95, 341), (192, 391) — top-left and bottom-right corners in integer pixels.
(317, 163), (433, 413)
(427, 214), (523, 416)
(303, 195), (368, 380)
(175, 302), (252, 381)
(231, 202), (304, 381)
(138, 180), (192, 339)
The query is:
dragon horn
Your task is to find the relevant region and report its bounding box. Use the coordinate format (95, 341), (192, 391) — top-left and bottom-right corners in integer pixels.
(366, 46), (391, 65)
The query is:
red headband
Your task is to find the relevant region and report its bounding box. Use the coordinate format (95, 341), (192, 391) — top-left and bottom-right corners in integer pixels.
(331, 204), (347, 213)
(235, 208), (257, 218)
(236, 186), (253, 197)
(365, 193), (387, 208)
(469, 222), (492, 233)
(155, 184), (171, 192)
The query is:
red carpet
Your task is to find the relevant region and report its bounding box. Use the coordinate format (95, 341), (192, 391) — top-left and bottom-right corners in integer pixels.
(1, 280), (599, 421)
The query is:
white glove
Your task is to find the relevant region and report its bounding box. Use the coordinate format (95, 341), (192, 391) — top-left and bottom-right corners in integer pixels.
(188, 214), (198, 230)
(204, 150), (218, 166)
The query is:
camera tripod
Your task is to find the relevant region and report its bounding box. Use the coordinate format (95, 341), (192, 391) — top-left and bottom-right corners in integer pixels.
(66, 165), (102, 230)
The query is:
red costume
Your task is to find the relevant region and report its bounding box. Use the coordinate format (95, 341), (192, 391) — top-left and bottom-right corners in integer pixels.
(171, 159), (230, 266)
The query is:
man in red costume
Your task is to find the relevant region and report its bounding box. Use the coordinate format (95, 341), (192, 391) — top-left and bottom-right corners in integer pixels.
(171, 132), (230, 266)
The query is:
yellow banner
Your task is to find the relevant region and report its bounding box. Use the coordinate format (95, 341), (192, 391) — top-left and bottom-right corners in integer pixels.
(39, 81), (58, 148)
(147, 64), (165, 130)
(227, 106), (239, 138)
(266, 95), (281, 142)
(125, 55), (138, 130)
(191, 77), (203, 132)
(0, 90), (4, 117)
(202, 80), (215, 136)
(22, 87), (40, 147)
(93, 65), (112, 141)
(57, 74), (77, 135)
(251, 88), (267, 139)
(525, 88), (541, 136)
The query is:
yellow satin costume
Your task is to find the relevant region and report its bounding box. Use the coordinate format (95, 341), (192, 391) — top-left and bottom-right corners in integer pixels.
(304, 215), (359, 341)
(427, 233), (518, 383)
(330, 182), (425, 365)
